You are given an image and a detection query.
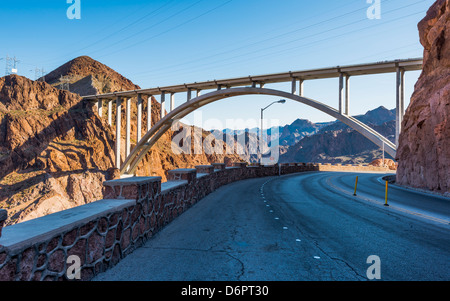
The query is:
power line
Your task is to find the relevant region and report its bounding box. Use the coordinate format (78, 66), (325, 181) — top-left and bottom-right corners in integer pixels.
(129, 3), (425, 82)
(87, 0), (208, 58)
(130, 0), (377, 77)
(128, 0), (421, 80)
(37, 1), (180, 67)
(133, 10), (424, 84)
(60, 0), (178, 59)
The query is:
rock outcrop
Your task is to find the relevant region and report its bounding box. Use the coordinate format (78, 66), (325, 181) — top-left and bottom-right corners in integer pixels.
(0, 74), (117, 225)
(41, 55), (139, 95)
(369, 159), (397, 170)
(396, 0), (450, 193)
(0, 56), (241, 225)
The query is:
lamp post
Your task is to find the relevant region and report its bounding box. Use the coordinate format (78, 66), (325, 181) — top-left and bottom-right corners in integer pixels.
(259, 99), (286, 163)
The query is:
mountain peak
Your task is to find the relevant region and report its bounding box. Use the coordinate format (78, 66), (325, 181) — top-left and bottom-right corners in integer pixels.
(42, 56), (140, 96)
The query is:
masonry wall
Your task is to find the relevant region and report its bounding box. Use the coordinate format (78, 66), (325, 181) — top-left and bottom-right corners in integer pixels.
(0, 163), (392, 281)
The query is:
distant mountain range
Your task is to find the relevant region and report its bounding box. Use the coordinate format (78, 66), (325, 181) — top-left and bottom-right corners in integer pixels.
(215, 106), (396, 164)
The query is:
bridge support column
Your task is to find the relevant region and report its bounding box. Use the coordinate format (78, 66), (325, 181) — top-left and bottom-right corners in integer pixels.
(339, 73), (344, 114)
(108, 100), (112, 126)
(147, 95), (152, 131)
(291, 78), (297, 95)
(126, 98), (131, 158)
(395, 67), (405, 146)
(197, 89), (202, 97)
(345, 75), (350, 115)
(137, 94), (142, 143)
(115, 97), (122, 169)
(187, 89), (192, 101)
(97, 99), (103, 118)
(161, 92), (166, 119)
(170, 92), (176, 112)
(339, 73), (350, 115)
(299, 79), (304, 97)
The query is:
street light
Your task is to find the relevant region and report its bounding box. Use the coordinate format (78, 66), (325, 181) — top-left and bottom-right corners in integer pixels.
(259, 99), (286, 163)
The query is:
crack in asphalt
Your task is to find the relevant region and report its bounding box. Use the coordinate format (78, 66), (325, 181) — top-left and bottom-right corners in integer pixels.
(224, 252), (245, 281)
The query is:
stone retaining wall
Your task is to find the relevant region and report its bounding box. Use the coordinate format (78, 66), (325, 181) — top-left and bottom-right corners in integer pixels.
(0, 162), (391, 281)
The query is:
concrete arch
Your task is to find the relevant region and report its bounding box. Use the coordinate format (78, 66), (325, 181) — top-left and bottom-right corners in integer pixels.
(121, 87), (396, 176)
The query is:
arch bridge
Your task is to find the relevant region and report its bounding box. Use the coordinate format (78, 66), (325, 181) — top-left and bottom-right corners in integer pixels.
(83, 58), (423, 177)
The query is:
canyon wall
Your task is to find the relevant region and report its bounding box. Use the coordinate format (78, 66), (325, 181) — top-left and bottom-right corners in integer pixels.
(396, 0), (450, 194)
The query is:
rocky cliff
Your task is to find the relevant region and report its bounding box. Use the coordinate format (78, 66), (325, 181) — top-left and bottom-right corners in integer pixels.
(0, 74), (116, 225)
(396, 0), (450, 193)
(41, 55), (139, 95)
(0, 56), (240, 225)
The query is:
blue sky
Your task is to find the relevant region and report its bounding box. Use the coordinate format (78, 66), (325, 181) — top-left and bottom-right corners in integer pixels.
(1, 0), (434, 129)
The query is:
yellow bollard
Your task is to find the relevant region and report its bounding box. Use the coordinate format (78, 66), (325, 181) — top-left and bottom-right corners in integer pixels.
(384, 181), (389, 206)
(353, 176), (359, 196)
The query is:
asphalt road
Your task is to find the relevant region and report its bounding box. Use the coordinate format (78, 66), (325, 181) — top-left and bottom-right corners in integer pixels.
(93, 171), (450, 281)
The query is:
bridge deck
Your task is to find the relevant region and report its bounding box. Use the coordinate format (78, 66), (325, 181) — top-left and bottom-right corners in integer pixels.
(83, 58), (422, 100)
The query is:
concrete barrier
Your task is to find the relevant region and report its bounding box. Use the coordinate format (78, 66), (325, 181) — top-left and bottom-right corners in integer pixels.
(0, 162), (392, 281)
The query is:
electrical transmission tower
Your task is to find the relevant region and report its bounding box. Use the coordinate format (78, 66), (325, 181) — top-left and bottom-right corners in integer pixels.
(4, 55), (20, 76)
(33, 67), (46, 81)
(59, 75), (72, 91)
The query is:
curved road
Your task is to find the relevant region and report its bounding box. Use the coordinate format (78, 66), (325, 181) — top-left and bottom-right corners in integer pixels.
(93, 171), (450, 281)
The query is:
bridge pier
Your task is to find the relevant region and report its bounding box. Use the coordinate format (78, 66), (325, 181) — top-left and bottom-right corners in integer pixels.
(299, 79), (304, 97)
(137, 94), (142, 143)
(126, 98), (131, 158)
(345, 75), (350, 115)
(170, 92), (175, 112)
(339, 73), (350, 115)
(396, 66), (405, 146)
(108, 100), (112, 126)
(115, 97), (122, 169)
(161, 92), (166, 119)
(97, 99), (103, 118)
(147, 95), (152, 132)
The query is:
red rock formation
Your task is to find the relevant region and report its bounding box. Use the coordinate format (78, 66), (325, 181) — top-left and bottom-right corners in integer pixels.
(42, 55), (139, 95)
(0, 57), (241, 225)
(0, 74), (117, 225)
(396, 0), (450, 193)
(369, 159), (397, 170)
